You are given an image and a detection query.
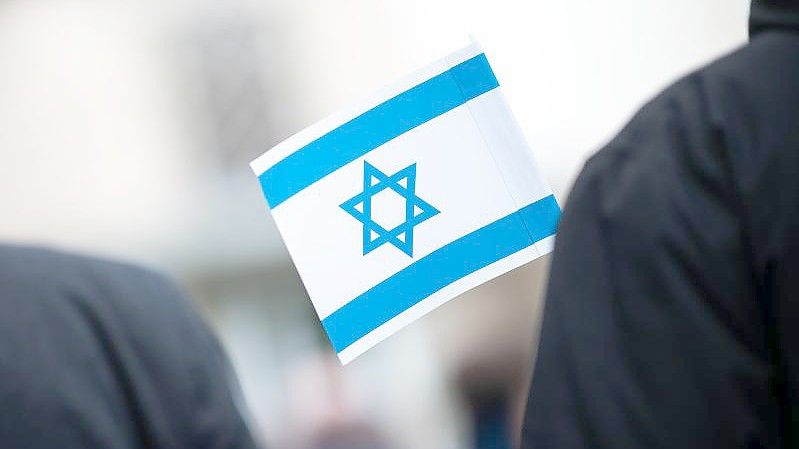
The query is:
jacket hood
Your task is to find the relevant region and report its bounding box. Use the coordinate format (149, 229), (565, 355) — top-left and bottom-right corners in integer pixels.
(750, 0), (799, 36)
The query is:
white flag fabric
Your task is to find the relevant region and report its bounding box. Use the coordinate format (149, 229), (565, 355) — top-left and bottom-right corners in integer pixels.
(251, 43), (560, 364)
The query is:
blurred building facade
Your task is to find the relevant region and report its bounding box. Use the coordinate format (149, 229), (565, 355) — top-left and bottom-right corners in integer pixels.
(0, 0), (748, 447)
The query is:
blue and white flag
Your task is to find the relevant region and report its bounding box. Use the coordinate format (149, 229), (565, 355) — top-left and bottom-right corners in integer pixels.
(251, 43), (560, 364)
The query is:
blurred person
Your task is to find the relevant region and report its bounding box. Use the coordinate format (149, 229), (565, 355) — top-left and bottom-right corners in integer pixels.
(285, 354), (392, 449)
(456, 345), (527, 449)
(522, 1), (799, 448)
(0, 244), (259, 449)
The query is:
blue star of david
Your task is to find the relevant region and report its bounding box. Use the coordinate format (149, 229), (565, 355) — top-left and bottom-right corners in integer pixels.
(340, 161), (440, 257)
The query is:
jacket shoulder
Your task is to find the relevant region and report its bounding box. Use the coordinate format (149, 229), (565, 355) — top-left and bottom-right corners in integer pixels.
(0, 244), (180, 311)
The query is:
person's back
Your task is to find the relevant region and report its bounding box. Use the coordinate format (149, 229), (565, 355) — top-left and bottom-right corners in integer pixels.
(523, 1), (799, 447)
(0, 244), (258, 449)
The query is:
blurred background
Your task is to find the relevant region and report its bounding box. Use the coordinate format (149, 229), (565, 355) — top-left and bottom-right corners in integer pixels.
(0, 1), (750, 447)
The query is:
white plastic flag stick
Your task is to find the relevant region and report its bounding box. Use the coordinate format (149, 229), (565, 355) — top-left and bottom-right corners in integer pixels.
(251, 42), (560, 364)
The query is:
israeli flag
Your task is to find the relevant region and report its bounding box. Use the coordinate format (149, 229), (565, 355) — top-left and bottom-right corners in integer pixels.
(251, 43), (560, 364)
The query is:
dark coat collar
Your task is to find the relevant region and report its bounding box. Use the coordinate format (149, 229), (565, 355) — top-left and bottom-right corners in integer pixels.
(750, 0), (799, 36)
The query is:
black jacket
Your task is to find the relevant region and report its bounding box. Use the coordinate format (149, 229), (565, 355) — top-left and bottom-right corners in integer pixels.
(522, 1), (799, 448)
(0, 245), (258, 449)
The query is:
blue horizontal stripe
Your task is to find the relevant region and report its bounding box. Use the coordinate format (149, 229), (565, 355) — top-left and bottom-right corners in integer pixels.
(259, 53), (499, 208)
(322, 194), (560, 353)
